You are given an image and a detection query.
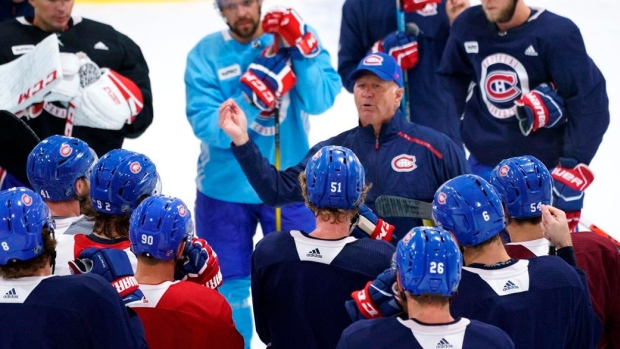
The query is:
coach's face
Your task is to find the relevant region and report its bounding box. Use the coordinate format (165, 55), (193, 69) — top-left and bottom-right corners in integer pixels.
(30, 0), (74, 32)
(354, 72), (403, 136)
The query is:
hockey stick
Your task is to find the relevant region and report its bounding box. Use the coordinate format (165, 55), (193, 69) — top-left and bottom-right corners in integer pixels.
(396, 0), (410, 122)
(579, 218), (620, 249)
(272, 35), (283, 232)
(0, 110), (41, 185)
(375, 195), (433, 220)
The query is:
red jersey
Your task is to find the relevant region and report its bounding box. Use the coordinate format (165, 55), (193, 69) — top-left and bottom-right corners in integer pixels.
(130, 281), (243, 349)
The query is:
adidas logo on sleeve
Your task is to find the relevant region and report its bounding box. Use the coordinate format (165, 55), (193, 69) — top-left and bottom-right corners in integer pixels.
(436, 338), (454, 348)
(3, 288), (18, 299)
(306, 248), (322, 258)
(502, 280), (519, 292)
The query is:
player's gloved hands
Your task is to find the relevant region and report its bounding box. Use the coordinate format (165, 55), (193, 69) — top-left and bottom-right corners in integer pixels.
(551, 158), (594, 232)
(44, 52), (101, 103)
(514, 83), (566, 136)
(345, 268), (404, 320)
(262, 8), (320, 59)
(402, 0), (441, 12)
(174, 237), (223, 289)
(352, 205), (395, 242)
(240, 49), (297, 111)
(71, 68), (144, 130)
(68, 248), (145, 306)
(371, 30), (418, 71)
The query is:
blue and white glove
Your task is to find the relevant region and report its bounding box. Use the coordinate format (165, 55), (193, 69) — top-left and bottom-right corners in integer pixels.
(352, 204), (395, 242)
(240, 49), (297, 112)
(345, 268), (404, 320)
(174, 237), (223, 289)
(69, 248), (144, 306)
(551, 157), (594, 232)
(515, 83), (566, 136)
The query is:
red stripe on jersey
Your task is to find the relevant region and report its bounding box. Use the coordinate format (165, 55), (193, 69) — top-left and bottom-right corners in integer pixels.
(397, 132), (443, 159)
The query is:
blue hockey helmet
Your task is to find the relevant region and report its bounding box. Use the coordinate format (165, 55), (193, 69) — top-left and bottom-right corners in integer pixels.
(489, 155), (552, 219)
(304, 145), (365, 210)
(394, 226), (462, 297)
(432, 174), (505, 246)
(0, 188), (54, 265)
(89, 149), (161, 215)
(129, 195), (193, 260)
(27, 135), (96, 202)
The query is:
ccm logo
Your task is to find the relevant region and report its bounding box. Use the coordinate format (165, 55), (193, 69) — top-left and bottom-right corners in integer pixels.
(103, 87), (121, 105)
(17, 71), (59, 105)
(524, 93), (548, 126)
(241, 72), (275, 104)
(391, 154), (417, 172)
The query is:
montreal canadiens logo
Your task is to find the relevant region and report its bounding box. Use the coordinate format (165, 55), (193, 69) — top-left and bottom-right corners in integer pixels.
(312, 149), (322, 161)
(480, 53), (529, 119)
(485, 71), (521, 103)
(178, 204), (187, 217)
(416, 3), (438, 16)
(363, 54), (383, 66)
(437, 192), (447, 205)
(129, 161), (142, 174)
(499, 165), (510, 177)
(59, 144), (73, 157)
(391, 154), (417, 172)
(21, 194), (33, 206)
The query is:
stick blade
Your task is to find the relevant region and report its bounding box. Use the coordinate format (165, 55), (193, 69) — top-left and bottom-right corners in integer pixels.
(0, 110), (40, 184)
(375, 195), (433, 220)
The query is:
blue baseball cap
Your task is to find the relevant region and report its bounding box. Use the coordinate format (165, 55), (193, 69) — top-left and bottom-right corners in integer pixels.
(348, 52), (404, 88)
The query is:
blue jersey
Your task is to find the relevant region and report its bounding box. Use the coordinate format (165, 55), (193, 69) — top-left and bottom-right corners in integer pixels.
(338, 0), (461, 143)
(232, 113), (469, 239)
(252, 230), (395, 349)
(451, 258), (601, 349)
(185, 28), (341, 204)
(438, 6), (609, 168)
(0, 274), (146, 348)
(337, 316), (515, 349)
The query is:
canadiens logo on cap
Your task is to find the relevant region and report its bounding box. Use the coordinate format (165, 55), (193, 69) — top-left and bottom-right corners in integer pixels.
(60, 144), (73, 157)
(363, 54), (384, 66)
(391, 154), (417, 172)
(129, 162), (142, 174)
(21, 194), (33, 206)
(312, 149), (322, 161)
(437, 192), (447, 205)
(499, 165), (510, 176)
(178, 204), (187, 217)
(402, 231), (414, 245)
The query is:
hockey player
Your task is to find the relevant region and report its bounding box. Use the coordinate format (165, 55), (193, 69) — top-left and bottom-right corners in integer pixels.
(0, 187), (146, 349)
(437, 0), (609, 232)
(219, 52), (469, 242)
(251, 145), (395, 349)
(432, 174), (601, 348)
(128, 195), (242, 349)
(337, 226), (514, 349)
(26, 135), (96, 275)
(489, 155), (620, 348)
(338, 0), (469, 143)
(185, 1), (341, 344)
(0, 0), (152, 191)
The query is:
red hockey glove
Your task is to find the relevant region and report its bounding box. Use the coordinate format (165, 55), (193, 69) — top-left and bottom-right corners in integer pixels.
(515, 83), (566, 136)
(262, 8), (320, 59)
(401, 0), (441, 12)
(345, 268), (404, 320)
(353, 205), (395, 242)
(69, 248), (145, 306)
(175, 237), (223, 289)
(372, 30), (418, 71)
(551, 158), (594, 232)
(240, 49), (297, 111)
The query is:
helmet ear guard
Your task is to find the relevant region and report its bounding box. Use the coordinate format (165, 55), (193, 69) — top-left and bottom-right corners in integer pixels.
(304, 146), (365, 210)
(432, 174), (505, 247)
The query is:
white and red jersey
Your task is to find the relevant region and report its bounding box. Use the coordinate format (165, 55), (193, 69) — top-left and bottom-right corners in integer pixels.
(130, 280), (243, 349)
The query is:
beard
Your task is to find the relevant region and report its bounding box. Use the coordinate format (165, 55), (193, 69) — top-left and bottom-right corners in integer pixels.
(228, 16), (260, 40)
(485, 0), (518, 23)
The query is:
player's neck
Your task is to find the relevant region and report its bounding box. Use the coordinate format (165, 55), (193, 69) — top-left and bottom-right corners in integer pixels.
(135, 260), (175, 285)
(496, 2), (531, 32)
(463, 239), (511, 266)
(505, 221), (543, 243)
(309, 220), (351, 240)
(47, 200), (81, 218)
(407, 301), (454, 324)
